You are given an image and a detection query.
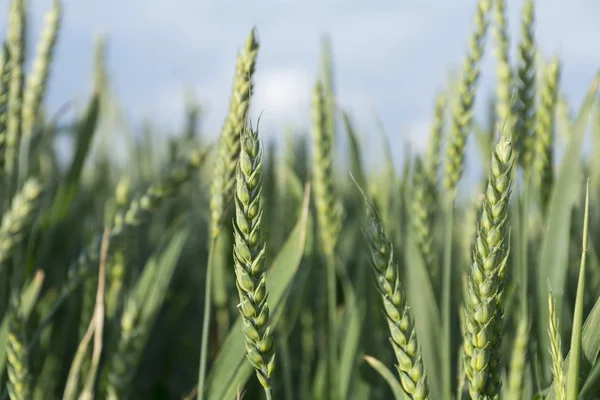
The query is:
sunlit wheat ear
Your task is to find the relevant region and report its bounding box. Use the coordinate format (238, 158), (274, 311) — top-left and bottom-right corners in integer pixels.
(232, 122), (275, 392)
(463, 130), (514, 399)
(357, 182), (430, 400)
(210, 28), (259, 238)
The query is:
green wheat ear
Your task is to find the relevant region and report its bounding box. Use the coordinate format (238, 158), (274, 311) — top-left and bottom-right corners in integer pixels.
(444, 0), (492, 195)
(357, 182), (430, 400)
(233, 122), (275, 395)
(0, 178), (45, 269)
(6, 293), (31, 400)
(210, 28), (259, 238)
(492, 0), (514, 132)
(0, 44), (10, 174)
(311, 80), (342, 256)
(22, 0), (61, 139)
(534, 57), (560, 213)
(516, 0), (536, 168)
(463, 128), (515, 398)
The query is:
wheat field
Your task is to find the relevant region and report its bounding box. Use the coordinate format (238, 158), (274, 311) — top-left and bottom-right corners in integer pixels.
(0, 0), (598, 399)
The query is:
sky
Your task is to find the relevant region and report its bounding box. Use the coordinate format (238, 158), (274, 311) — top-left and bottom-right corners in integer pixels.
(19, 0), (600, 181)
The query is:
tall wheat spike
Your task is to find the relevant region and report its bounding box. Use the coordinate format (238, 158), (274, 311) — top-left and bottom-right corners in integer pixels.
(516, 0), (536, 168)
(232, 122), (275, 397)
(463, 129), (514, 398)
(0, 45), (10, 175)
(209, 28), (259, 238)
(359, 186), (430, 400)
(444, 0), (492, 194)
(6, 294), (31, 400)
(5, 0), (26, 192)
(22, 0), (61, 138)
(534, 57), (560, 213)
(0, 178), (45, 269)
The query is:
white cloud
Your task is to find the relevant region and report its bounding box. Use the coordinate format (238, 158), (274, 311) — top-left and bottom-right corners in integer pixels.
(404, 119), (433, 156)
(251, 68), (312, 131)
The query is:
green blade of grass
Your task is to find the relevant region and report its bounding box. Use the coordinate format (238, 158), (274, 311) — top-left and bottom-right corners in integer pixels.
(44, 92), (100, 228)
(566, 180), (590, 399)
(363, 355), (406, 400)
(580, 359), (600, 397)
(546, 295), (600, 399)
(342, 110), (366, 188)
(204, 186), (311, 400)
(405, 233), (442, 400)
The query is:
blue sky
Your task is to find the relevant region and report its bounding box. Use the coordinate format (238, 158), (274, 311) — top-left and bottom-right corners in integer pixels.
(22, 0), (600, 178)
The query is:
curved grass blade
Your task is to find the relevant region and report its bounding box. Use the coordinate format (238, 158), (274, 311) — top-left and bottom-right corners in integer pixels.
(44, 92), (100, 227)
(405, 233), (442, 399)
(566, 180), (590, 399)
(342, 111), (366, 188)
(363, 355), (406, 400)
